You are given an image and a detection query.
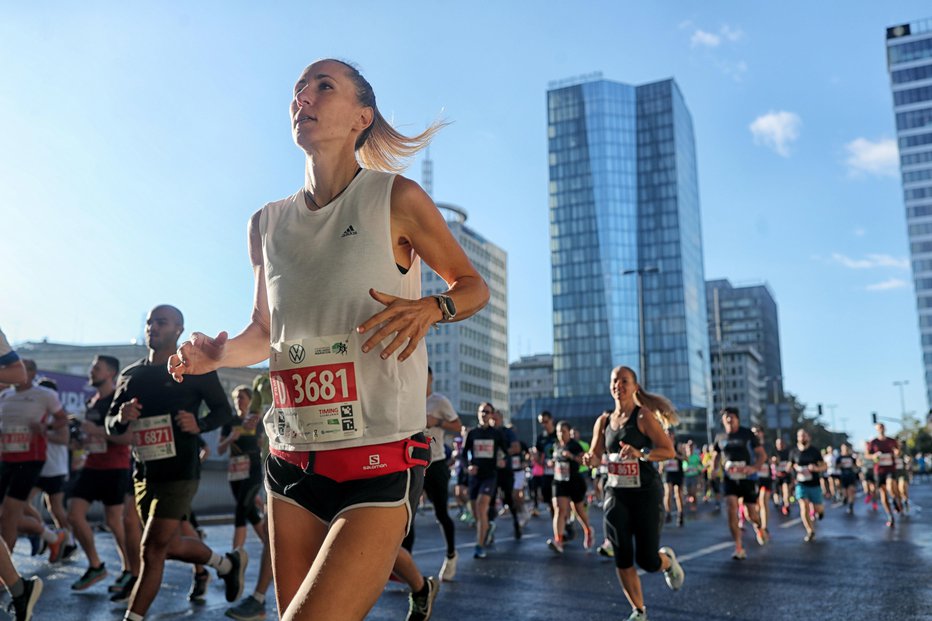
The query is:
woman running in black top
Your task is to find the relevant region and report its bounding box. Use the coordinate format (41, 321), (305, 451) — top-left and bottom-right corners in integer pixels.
(584, 366), (685, 621)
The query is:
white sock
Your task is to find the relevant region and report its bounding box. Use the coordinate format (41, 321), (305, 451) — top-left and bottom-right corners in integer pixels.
(124, 612), (144, 621)
(66, 530), (75, 546)
(206, 552), (232, 575)
(252, 592), (266, 604)
(41, 529), (57, 544)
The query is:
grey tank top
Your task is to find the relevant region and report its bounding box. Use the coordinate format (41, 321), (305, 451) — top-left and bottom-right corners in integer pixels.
(258, 169), (427, 451)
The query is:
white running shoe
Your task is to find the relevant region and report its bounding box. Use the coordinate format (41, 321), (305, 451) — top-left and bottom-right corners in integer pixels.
(660, 546), (684, 591)
(439, 552), (457, 582)
(626, 607), (648, 620)
(547, 538), (564, 554)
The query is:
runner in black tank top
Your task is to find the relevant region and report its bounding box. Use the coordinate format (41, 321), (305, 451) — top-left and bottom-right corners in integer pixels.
(583, 366), (685, 621)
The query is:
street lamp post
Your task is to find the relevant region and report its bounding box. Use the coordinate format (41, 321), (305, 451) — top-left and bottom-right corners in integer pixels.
(763, 375), (783, 440)
(893, 380), (909, 421)
(698, 349), (714, 445)
(623, 266), (659, 387)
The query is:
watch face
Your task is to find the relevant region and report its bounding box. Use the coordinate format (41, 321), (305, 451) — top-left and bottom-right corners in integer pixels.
(443, 295), (456, 317)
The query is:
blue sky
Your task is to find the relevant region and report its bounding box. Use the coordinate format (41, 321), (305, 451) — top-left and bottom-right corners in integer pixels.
(1, 2), (928, 445)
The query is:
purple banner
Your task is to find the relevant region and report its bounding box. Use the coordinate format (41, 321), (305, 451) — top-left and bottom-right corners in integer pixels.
(36, 370), (95, 415)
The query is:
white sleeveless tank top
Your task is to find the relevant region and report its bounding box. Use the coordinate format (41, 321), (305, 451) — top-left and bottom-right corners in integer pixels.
(258, 169), (427, 451)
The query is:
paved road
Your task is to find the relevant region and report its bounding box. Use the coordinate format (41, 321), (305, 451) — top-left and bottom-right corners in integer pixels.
(9, 480), (932, 620)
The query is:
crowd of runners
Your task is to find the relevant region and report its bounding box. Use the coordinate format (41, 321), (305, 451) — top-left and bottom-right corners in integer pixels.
(0, 57), (927, 621)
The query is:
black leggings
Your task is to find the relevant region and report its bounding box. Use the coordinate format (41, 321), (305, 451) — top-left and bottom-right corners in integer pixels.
(604, 483), (664, 571)
(230, 476), (263, 527)
(488, 469), (519, 525)
(423, 460), (456, 556)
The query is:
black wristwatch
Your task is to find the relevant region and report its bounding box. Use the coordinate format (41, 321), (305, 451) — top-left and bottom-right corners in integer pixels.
(433, 294), (457, 321)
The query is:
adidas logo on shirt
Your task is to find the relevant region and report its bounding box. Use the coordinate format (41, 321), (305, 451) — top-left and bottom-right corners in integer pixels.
(341, 225), (358, 238)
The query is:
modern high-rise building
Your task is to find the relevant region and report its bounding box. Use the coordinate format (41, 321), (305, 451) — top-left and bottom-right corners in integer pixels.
(709, 345), (763, 424)
(705, 279), (784, 430)
(535, 73), (710, 439)
(509, 353), (553, 416)
(422, 203), (508, 419)
(887, 18), (932, 412)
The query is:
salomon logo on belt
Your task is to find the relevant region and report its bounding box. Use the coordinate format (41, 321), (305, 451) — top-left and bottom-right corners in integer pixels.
(363, 454), (388, 471)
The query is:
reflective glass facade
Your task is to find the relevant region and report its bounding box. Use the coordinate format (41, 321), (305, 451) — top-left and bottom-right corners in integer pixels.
(888, 19), (932, 410)
(547, 77), (710, 411)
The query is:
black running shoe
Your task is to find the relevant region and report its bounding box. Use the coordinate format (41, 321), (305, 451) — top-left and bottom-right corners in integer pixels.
(9, 577), (43, 621)
(406, 576), (438, 621)
(189, 569), (210, 603)
(221, 548), (248, 603)
(109, 575), (137, 603)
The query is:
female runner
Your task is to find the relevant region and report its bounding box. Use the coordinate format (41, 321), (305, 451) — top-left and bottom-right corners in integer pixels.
(168, 58), (488, 621)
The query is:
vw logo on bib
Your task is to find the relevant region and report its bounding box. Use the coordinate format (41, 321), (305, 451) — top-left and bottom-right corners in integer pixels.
(289, 344), (306, 364)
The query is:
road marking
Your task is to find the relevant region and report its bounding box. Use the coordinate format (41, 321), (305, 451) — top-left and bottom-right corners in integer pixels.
(413, 534), (540, 556)
(779, 517), (802, 529)
(635, 541), (735, 576)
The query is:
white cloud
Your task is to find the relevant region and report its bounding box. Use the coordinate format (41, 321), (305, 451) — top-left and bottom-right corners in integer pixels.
(749, 111), (802, 157)
(720, 25), (744, 42)
(719, 59), (748, 82)
(691, 29), (720, 48)
(831, 253), (909, 270)
(845, 137), (898, 178)
(866, 278), (908, 291)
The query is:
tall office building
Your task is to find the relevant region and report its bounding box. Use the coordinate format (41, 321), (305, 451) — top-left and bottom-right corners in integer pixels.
(509, 353), (553, 416)
(540, 74), (711, 438)
(422, 203), (509, 418)
(887, 19), (932, 412)
(705, 279), (784, 429)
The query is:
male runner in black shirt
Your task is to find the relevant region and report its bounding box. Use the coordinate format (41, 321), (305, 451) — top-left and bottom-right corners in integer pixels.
(106, 305), (245, 621)
(712, 408), (768, 560)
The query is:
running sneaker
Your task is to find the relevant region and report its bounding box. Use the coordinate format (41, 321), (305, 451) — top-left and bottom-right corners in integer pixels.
(754, 526), (769, 547)
(46, 530), (67, 563)
(732, 549), (747, 560)
(846, 504), (854, 515)
(583, 527), (593, 551)
(817, 510), (824, 521)
(676, 513), (685, 528)
(189, 569), (211, 602)
(546, 538), (564, 554)
(513, 522), (522, 540)
(483, 522), (496, 547)
(660, 546), (684, 591)
(664, 513), (672, 524)
(71, 564), (108, 591)
(473, 545), (486, 559)
(439, 552), (457, 582)
(886, 518), (895, 529)
(626, 607), (648, 621)
(804, 532), (815, 543)
(109, 575), (137, 603)
(27, 535), (44, 557)
(108, 570), (133, 593)
(406, 576), (438, 621)
(61, 543), (79, 561)
(221, 548), (248, 603)
(563, 521), (576, 541)
(8, 577), (42, 621)
(225, 595), (267, 621)
(597, 542), (614, 558)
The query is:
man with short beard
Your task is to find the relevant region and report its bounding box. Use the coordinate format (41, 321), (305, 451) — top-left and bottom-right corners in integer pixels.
(68, 355), (135, 594)
(789, 429), (825, 542)
(106, 305), (244, 621)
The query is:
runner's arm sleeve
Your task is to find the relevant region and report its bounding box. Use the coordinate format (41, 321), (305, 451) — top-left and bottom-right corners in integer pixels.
(196, 372), (234, 433)
(105, 375), (132, 435)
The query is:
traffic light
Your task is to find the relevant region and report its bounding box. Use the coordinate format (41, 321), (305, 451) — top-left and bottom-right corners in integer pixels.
(871, 412), (877, 424)
(817, 404), (823, 417)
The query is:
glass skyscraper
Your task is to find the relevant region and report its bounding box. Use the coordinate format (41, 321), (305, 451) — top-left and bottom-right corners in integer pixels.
(887, 19), (932, 411)
(546, 74), (710, 425)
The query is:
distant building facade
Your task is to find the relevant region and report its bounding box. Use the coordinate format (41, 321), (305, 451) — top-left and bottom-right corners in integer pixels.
(887, 18), (932, 410)
(509, 354), (553, 417)
(422, 203), (508, 420)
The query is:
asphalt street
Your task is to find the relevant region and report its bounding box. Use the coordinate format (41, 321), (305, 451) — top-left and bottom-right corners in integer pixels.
(8, 479), (932, 620)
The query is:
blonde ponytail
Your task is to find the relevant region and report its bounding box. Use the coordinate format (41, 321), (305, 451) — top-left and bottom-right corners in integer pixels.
(633, 388), (680, 429)
(328, 59), (449, 173)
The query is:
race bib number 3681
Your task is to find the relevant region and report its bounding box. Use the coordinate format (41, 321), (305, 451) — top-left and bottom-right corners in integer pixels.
(269, 335), (364, 445)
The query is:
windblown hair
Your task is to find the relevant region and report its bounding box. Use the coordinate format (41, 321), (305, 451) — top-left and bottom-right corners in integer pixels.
(617, 366), (680, 429)
(331, 59), (449, 173)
